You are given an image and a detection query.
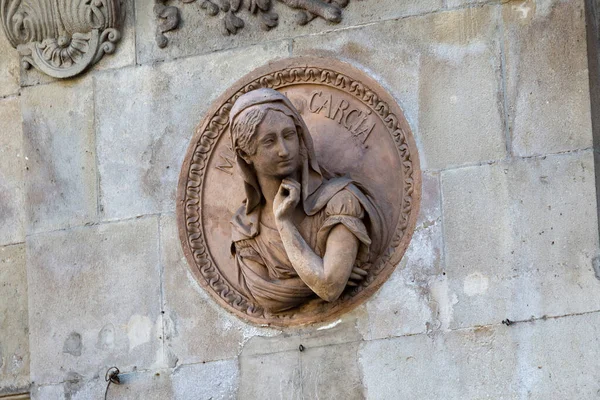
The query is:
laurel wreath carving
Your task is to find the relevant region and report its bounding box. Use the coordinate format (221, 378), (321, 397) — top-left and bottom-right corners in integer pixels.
(180, 64), (418, 324)
(0, 0), (124, 78)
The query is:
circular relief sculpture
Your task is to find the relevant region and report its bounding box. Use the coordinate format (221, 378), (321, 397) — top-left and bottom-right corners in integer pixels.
(177, 57), (421, 326)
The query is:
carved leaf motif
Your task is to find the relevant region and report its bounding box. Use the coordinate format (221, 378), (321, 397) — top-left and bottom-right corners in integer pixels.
(154, 0), (359, 47)
(0, 0), (124, 78)
(201, 1), (219, 15)
(38, 33), (90, 68)
(230, 0), (242, 12)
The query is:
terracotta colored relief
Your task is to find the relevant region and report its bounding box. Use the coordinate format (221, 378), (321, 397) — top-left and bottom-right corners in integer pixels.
(177, 57), (421, 326)
(0, 0), (124, 78)
(154, 0), (357, 47)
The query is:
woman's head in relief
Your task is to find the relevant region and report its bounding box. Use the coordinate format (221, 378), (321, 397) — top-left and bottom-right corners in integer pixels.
(230, 89), (306, 179)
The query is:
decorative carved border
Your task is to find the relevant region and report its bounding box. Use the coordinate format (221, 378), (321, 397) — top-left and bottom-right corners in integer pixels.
(177, 57), (421, 326)
(0, 0), (124, 79)
(155, 0), (356, 48)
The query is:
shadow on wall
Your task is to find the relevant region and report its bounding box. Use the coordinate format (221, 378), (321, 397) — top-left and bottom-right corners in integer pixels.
(586, 0), (600, 245)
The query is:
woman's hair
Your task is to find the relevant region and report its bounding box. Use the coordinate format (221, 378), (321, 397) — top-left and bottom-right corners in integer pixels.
(231, 104), (305, 158)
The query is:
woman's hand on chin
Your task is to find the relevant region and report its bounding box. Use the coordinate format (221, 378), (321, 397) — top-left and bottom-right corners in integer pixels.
(274, 178), (301, 223)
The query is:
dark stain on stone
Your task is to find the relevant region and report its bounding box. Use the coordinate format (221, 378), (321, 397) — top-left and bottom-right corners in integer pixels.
(342, 42), (369, 58)
(96, 323), (115, 351)
(64, 371), (83, 400)
(141, 131), (171, 208)
(63, 332), (82, 357)
(593, 256), (600, 281)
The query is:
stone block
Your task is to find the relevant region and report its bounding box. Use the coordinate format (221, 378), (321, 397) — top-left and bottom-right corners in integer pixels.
(26, 217), (162, 385)
(293, 5), (507, 170)
(135, 0), (443, 65)
(238, 350), (301, 400)
(360, 312), (600, 399)
(0, 97), (25, 246)
(300, 342), (364, 400)
(441, 150), (600, 329)
(0, 244), (30, 396)
(503, 0), (593, 156)
(160, 213), (274, 367)
(0, 34), (20, 97)
(94, 41), (290, 221)
(240, 311), (364, 357)
(357, 172), (445, 340)
(172, 359), (238, 400)
(21, 79), (97, 234)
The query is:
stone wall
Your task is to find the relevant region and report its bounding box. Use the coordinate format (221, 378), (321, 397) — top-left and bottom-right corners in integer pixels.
(1, 0), (599, 398)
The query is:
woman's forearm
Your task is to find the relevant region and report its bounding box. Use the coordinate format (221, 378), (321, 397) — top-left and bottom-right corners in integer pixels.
(277, 219), (328, 293)
(277, 219), (359, 302)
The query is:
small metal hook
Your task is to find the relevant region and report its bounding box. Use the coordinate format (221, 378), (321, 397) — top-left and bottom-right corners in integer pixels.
(104, 367), (120, 400)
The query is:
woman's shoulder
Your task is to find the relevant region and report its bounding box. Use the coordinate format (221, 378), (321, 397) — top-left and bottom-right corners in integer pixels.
(325, 187), (364, 218)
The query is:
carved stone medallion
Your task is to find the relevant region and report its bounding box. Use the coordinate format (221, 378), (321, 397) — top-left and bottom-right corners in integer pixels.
(177, 57), (421, 326)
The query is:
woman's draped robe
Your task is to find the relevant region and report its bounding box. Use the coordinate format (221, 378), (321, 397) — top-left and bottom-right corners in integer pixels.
(231, 179), (384, 313)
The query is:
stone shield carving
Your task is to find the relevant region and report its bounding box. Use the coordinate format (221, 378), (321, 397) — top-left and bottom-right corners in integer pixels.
(0, 0), (123, 78)
(177, 57), (421, 326)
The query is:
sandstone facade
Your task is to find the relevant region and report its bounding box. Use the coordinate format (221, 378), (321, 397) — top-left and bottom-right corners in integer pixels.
(1, 0), (599, 398)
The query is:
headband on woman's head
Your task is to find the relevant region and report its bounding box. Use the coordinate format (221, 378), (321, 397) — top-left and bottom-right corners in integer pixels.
(229, 88), (295, 126)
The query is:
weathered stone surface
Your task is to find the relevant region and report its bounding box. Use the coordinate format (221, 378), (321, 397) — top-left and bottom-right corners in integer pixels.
(504, 0), (593, 156)
(360, 311), (600, 399)
(94, 41), (290, 221)
(293, 5), (507, 170)
(301, 342), (364, 400)
(160, 213), (274, 367)
(238, 350), (301, 400)
(171, 359), (239, 400)
(103, 370), (174, 400)
(21, 79), (97, 234)
(31, 370), (173, 400)
(240, 311), (364, 357)
(0, 97), (24, 246)
(446, 0), (491, 7)
(135, 0), (443, 64)
(0, 244), (30, 396)
(31, 383), (64, 399)
(26, 217), (162, 385)
(0, 34), (19, 97)
(357, 172), (445, 340)
(31, 360), (238, 400)
(442, 151), (600, 329)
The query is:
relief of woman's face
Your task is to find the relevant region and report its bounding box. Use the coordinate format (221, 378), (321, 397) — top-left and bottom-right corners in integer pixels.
(243, 109), (301, 179)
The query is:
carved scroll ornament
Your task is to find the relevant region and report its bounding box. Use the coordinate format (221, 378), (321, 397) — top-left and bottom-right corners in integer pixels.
(155, 0), (358, 48)
(0, 0), (124, 79)
(177, 57), (421, 326)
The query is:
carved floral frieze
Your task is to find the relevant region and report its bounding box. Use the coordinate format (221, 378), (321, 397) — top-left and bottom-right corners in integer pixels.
(155, 0), (357, 48)
(0, 0), (124, 79)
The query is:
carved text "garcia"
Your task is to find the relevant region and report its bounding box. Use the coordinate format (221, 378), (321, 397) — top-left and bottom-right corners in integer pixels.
(309, 91), (376, 144)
